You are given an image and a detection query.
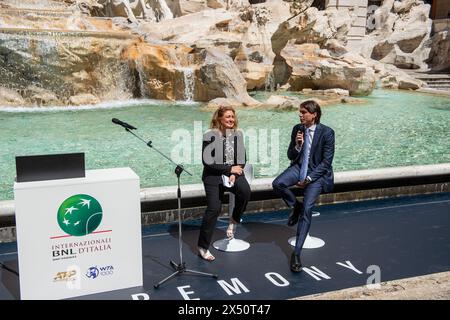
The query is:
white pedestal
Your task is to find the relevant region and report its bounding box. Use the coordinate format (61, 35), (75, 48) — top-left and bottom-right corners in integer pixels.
(288, 234), (325, 249)
(213, 238), (250, 252)
(288, 211), (324, 249)
(13, 167), (143, 300)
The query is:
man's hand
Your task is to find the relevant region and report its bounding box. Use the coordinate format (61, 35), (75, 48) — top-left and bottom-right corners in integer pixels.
(229, 175), (236, 184)
(295, 130), (304, 147)
(296, 180), (308, 189)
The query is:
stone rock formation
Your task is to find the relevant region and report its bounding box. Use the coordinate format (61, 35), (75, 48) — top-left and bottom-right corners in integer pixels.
(360, 0), (432, 70)
(195, 48), (260, 105)
(113, 40), (261, 104)
(427, 31), (450, 72)
(72, 0), (174, 23)
(270, 7), (377, 96)
(137, 2), (291, 91)
(0, 27), (138, 106)
(0, 0), (437, 108)
(368, 60), (425, 90)
(280, 43), (376, 96)
(122, 41), (193, 100)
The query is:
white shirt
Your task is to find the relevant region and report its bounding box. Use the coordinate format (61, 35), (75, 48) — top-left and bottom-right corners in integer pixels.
(295, 124), (316, 152)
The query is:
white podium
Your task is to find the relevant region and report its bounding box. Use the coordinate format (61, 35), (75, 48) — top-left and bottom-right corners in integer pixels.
(13, 167), (143, 300)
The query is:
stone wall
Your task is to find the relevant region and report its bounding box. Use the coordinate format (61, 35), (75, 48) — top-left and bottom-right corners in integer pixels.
(326, 0), (368, 51)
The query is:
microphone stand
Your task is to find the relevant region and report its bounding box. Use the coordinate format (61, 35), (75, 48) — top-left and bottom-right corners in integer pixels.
(119, 127), (218, 289)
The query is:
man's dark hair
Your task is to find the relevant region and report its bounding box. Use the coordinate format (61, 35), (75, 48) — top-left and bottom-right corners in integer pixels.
(300, 100), (322, 124)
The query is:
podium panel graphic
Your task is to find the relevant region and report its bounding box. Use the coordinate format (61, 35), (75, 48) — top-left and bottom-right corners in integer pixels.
(13, 167), (143, 300)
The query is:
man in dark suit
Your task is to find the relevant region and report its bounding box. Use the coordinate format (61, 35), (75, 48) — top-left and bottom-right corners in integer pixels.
(272, 100), (335, 272)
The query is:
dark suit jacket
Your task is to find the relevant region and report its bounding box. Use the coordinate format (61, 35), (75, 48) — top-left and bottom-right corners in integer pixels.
(287, 122), (335, 193)
(202, 129), (246, 184)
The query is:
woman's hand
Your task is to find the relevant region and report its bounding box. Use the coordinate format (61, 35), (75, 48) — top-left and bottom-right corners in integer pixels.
(231, 166), (243, 175)
(229, 175), (236, 185)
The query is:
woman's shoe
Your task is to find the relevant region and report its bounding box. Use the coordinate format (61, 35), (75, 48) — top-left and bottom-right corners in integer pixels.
(226, 219), (237, 239)
(198, 247), (215, 261)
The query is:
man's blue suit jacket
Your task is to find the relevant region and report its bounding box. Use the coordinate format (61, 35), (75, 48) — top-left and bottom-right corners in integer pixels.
(287, 122), (335, 193)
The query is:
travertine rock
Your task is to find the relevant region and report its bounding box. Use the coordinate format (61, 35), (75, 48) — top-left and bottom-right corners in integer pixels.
(360, 0), (432, 70)
(427, 31), (450, 72)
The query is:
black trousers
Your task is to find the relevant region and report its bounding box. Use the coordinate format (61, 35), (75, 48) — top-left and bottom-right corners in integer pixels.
(197, 176), (251, 250)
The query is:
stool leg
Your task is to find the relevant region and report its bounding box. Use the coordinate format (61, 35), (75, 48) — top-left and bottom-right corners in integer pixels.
(229, 192), (235, 216)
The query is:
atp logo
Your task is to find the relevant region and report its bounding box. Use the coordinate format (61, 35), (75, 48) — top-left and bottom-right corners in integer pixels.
(57, 194), (103, 236)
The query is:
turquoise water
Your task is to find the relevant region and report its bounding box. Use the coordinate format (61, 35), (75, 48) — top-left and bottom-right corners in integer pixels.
(0, 89), (449, 201)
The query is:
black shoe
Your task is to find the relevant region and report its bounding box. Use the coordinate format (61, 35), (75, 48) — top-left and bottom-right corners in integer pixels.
(287, 201), (303, 226)
(290, 252), (302, 273)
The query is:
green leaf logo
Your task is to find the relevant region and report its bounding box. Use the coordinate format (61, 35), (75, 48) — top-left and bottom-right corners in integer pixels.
(57, 194), (103, 236)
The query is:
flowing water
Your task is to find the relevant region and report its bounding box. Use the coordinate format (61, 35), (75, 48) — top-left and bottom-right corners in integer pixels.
(180, 67), (195, 101)
(265, 70), (275, 92)
(0, 89), (449, 201)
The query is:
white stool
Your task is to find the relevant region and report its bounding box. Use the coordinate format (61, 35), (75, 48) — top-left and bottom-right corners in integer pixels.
(288, 211), (325, 249)
(213, 164), (253, 252)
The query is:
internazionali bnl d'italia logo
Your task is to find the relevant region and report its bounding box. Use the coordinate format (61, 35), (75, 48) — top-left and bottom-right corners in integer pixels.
(57, 194), (103, 236)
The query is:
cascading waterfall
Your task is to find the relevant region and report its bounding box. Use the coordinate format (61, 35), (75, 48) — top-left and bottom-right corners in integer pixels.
(265, 70), (275, 92)
(0, 27), (138, 105)
(181, 68), (194, 101)
(135, 60), (148, 98)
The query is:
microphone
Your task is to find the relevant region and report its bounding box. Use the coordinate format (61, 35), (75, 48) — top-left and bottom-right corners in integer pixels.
(112, 118), (137, 130)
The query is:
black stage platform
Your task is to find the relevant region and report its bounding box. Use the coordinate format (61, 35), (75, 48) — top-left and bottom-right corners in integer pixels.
(1, 193), (449, 300)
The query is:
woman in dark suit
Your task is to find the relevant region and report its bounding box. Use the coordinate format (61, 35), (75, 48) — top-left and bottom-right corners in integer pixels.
(197, 106), (251, 261)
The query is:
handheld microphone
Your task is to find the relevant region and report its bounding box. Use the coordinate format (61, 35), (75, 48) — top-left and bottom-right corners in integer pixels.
(112, 118), (137, 130)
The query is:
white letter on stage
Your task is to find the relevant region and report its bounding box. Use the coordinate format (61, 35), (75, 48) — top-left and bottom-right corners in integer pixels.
(303, 266), (331, 281)
(265, 272), (290, 287)
(336, 261), (363, 274)
(131, 293), (150, 300)
(177, 285), (200, 300)
(217, 278), (250, 296)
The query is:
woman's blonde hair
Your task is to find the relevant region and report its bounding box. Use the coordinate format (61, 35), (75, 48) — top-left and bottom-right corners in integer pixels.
(210, 106), (239, 132)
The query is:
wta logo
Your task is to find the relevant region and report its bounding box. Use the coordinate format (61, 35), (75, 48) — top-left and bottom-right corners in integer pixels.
(86, 265), (114, 279)
(57, 194), (103, 236)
